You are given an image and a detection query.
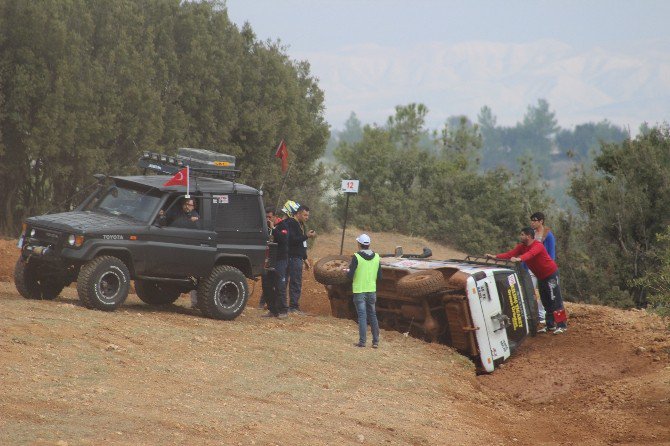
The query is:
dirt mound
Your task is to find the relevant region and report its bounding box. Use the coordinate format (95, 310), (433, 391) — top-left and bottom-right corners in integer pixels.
(1, 235), (669, 445)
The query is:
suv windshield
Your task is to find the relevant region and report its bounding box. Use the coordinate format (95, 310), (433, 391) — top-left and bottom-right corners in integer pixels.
(84, 185), (160, 222)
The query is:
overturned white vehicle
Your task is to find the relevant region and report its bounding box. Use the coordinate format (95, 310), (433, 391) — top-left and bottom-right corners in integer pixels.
(314, 251), (539, 373)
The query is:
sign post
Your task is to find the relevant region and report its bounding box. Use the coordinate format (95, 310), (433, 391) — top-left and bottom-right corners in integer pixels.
(339, 180), (359, 255)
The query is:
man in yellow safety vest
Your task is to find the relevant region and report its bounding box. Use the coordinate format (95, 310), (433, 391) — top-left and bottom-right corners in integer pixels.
(345, 234), (382, 348)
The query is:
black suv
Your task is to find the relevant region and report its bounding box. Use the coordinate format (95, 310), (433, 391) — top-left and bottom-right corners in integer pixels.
(14, 149), (274, 320)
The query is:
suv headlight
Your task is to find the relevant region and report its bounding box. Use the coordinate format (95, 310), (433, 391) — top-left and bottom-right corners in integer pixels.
(67, 234), (85, 247)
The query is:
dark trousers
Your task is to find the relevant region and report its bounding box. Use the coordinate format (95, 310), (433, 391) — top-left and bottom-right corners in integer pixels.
(261, 269), (277, 314)
(275, 258), (289, 315)
(538, 271), (567, 328)
(287, 257), (304, 310)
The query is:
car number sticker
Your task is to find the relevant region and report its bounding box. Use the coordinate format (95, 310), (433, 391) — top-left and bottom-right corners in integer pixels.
(213, 194), (229, 204)
(507, 274), (516, 286)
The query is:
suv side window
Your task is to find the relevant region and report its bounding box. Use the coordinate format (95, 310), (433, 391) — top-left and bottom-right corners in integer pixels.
(213, 194), (262, 232)
(159, 195), (203, 230)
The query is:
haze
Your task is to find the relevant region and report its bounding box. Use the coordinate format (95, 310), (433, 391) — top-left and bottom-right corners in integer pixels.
(226, 0), (670, 130)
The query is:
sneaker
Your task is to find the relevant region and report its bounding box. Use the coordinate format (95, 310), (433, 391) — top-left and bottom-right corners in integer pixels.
(553, 327), (567, 335)
(372, 343), (379, 349)
(538, 326), (556, 333)
(538, 319), (546, 326)
(261, 311), (277, 318)
(277, 313), (288, 319)
(353, 342), (365, 348)
(289, 309), (305, 315)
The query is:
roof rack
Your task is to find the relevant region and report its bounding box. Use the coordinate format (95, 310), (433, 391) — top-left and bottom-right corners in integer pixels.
(138, 148), (240, 181)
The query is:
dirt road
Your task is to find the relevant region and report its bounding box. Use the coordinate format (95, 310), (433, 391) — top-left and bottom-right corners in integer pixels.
(1, 232), (669, 445)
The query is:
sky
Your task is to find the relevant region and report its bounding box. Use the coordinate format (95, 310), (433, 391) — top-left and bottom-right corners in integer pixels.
(226, 0), (670, 131)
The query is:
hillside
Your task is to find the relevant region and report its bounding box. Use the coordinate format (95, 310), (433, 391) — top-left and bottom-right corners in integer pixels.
(0, 232), (669, 445)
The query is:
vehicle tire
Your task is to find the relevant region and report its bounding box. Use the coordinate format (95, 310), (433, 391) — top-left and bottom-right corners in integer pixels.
(314, 255), (351, 285)
(135, 280), (181, 305)
(14, 258), (65, 300)
(397, 270), (446, 297)
(197, 265), (248, 320)
(77, 256), (130, 311)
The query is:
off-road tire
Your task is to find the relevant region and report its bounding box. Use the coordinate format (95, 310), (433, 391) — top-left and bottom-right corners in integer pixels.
(14, 258), (64, 300)
(135, 280), (181, 305)
(77, 256), (130, 311)
(197, 265), (248, 320)
(314, 255), (351, 285)
(397, 270), (446, 297)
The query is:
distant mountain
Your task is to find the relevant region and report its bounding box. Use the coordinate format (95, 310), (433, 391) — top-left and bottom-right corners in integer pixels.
(300, 39), (670, 130)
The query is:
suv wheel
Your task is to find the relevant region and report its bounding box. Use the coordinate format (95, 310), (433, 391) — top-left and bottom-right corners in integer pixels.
(314, 255), (351, 285)
(135, 280), (181, 305)
(77, 256), (130, 311)
(14, 258), (64, 300)
(397, 270), (446, 297)
(197, 265), (248, 320)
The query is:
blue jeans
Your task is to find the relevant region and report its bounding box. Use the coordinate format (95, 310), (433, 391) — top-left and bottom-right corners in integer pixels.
(287, 257), (304, 310)
(275, 258), (289, 314)
(538, 272), (567, 329)
(353, 292), (380, 345)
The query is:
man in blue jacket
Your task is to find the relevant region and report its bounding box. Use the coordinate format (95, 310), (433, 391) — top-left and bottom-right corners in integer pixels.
(529, 212), (556, 324)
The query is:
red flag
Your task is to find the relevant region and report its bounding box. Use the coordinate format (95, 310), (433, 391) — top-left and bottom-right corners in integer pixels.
(275, 139), (288, 173)
(163, 167), (189, 186)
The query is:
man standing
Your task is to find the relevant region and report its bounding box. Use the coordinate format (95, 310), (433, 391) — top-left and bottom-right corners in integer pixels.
(259, 206), (282, 310)
(346, 234), (382, 348)
(529, 212), (556, 324)
(285, 204), (316, 313)
(272, 201), (299, 319)
(486, 227), (567, 334)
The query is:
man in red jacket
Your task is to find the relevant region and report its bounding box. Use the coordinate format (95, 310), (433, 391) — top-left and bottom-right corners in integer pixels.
(486, 227), (567, 334)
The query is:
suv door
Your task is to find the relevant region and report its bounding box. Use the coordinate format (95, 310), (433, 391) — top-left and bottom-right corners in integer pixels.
(212, 193), (267, 276)
(144, 195), (217, 278)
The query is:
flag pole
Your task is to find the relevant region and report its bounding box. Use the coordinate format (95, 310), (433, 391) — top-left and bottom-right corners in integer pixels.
(185, 166), (190, 198)
(274, 158), (295, 213)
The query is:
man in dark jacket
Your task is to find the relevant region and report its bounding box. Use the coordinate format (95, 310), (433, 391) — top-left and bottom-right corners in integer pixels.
(158, 197), (200, 229)
(284, 204), (316, 313)
(270, 201), (299, 318)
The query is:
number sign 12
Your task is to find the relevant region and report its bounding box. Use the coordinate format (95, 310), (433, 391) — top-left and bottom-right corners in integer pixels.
(341, 180), (359, 193)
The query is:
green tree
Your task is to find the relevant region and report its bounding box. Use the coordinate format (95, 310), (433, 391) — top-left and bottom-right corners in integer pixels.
(560, 124), (670, 307)
(630, 227), (670, 317)
(0, 0), (329, 235)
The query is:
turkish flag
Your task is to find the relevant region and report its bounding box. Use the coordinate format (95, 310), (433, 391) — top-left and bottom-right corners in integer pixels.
(275, 139), (288, 173)
(163, 167), (188, 186)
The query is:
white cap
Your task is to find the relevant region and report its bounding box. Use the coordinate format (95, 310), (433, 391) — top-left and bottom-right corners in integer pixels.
(356, 233), (371, 245)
